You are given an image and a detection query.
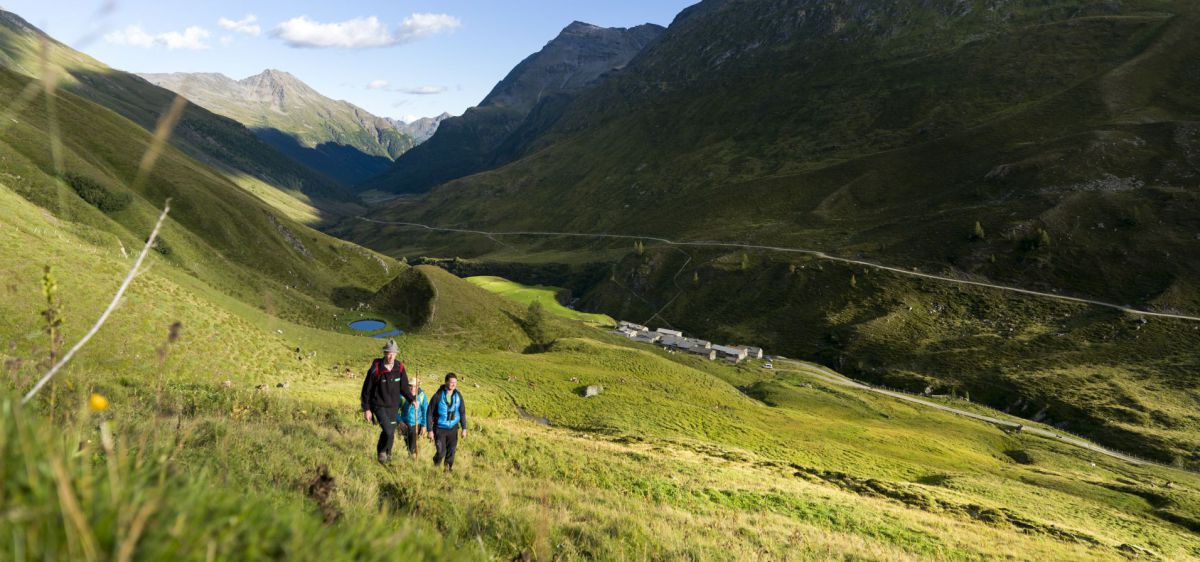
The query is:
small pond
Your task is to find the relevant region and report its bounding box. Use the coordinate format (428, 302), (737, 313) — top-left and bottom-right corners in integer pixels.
(349, 319), (387, 331)
(370, 329), (404, 339)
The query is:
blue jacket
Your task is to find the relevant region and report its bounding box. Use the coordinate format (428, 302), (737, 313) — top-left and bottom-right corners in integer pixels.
(426, 385), (467, 430)
(398, 389), (429, 427)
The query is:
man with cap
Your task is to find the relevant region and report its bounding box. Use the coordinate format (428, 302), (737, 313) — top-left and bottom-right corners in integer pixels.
(360, 339), (415, 464)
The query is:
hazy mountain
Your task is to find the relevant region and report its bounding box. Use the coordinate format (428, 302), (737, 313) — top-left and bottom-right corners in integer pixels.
(0, 10), (353, 210)
(346, 0), (1200, 465)
(140, 69), (417, 186)
(387, 113), (452, 144)
(360, 21), (664, 194)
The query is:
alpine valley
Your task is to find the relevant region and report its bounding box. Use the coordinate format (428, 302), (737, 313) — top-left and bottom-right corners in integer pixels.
(2, 2), (1199, 561)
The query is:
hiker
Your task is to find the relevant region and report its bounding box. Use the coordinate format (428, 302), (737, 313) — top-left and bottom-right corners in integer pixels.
(397, 377), (429, 458)
(426, 372), (467, 471)
(360, 339), (415, 464)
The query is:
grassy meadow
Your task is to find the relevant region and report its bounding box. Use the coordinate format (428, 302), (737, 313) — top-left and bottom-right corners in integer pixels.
(4, 171), (1200, 559)
(466, 276), (615, 326)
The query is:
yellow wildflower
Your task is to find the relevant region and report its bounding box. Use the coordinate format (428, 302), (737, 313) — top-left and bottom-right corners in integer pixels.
(88, 393), (109, 412)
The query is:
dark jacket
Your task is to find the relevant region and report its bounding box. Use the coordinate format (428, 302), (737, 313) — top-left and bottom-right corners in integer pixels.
(427, 385), (467, 430)
(360, 359), (415, 411)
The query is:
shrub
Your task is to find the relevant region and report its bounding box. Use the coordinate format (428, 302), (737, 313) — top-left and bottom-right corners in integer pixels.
(523, 300), (555, 353)
(62, 173), (132, 213)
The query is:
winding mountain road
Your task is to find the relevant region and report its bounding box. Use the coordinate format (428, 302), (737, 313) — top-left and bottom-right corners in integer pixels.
(357, 217), (1200, 323)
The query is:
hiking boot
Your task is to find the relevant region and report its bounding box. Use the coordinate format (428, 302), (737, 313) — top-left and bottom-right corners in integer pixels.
(377, 452), (390, 464)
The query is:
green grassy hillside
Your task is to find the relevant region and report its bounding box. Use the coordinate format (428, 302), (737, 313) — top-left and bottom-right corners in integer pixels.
(340, 0), (1200, 468)
(4, 177), (1200, 559)
(0, 10), (355, 221)
(0, 62), (395, 327)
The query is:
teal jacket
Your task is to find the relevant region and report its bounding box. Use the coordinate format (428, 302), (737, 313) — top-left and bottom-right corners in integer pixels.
(398, 389), (429, 427)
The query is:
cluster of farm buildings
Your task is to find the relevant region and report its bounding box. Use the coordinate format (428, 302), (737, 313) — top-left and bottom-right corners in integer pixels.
(615, 321), (765, 363)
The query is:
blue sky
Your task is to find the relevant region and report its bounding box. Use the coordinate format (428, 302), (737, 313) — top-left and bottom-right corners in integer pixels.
(4, 1), (696, 122)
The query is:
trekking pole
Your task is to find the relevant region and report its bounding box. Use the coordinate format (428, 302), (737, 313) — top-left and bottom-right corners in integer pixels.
(412, 419), (419, 459)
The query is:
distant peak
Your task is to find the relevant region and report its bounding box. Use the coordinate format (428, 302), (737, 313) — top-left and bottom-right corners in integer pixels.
(246, 68), (296, 81)
(563, 21), (601, 32)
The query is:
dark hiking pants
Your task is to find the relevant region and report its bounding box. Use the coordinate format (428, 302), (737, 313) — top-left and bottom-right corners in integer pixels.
(433, 427), (460, 469)
(398, 422), (419, 455)
(372, 406), (400, 455)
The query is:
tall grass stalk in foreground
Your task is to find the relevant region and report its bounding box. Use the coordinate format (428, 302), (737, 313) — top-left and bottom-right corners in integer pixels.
(22, 201), (172, 404)
(18, 35), (188, 405)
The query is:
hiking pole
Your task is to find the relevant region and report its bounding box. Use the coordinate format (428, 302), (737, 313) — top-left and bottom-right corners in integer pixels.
(413, 422), (420, 459)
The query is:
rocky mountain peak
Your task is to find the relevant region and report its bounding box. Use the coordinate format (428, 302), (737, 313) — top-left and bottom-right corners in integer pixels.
(238, 69), (321, 112)
(478, 20), (665, 113)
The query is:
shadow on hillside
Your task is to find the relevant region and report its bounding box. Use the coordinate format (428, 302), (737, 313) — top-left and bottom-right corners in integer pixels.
(60, 68), (360, 225)
(330, 286), (375, 309)
(253, 128), (393, 186)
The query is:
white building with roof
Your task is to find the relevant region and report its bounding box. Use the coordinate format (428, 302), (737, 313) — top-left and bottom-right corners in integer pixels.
(735, 345), (764, 359)
(712, 345), (748, 362)
(619, 321), (649, 332)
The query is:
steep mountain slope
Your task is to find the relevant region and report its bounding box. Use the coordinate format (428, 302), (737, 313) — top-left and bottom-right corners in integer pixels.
(0, 62), (394, 325)
(0, 10), (354, 217)
(140, 70), (417, 185)
(345, 0), (1200, 465)
(360, 21), (664, 194)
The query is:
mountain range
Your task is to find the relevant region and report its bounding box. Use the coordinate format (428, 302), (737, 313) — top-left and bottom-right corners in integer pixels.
(359, 21), (665, 194)
(140, 69), (430, 186)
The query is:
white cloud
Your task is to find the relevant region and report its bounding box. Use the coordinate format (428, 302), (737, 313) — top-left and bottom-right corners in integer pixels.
(396, 13), (461, 41)
(366, 79), (390, 90)
(273, 13), (460, 49)
(159, 27), (212, 50)
(104, 25), (155, 48)
(219, 14), (261, 36)
(399, 85), (446, 95)
(105, 24), (211, 50)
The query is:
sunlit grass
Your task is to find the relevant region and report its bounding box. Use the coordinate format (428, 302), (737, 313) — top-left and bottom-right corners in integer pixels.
(466, 275), (615, 326)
